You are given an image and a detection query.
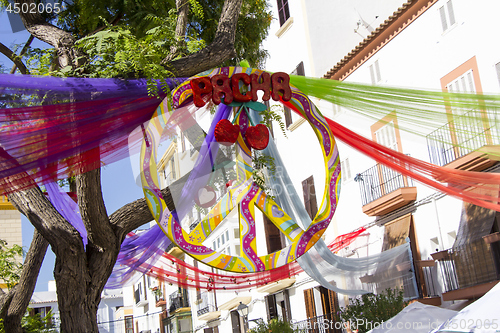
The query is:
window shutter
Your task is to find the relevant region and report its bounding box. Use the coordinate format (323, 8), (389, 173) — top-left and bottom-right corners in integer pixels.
(439, 6), (448, 31)
(369, 64), (376, 84)
(230, 310), (241, 333)
(302, 176), (318, 220)
(265, 294), (278, 321)
(284, 106), (292, 128)
(341, 158), (351, 182)
(447, 0), (455, 26)
(296, 61), (305, 76)
(264, 214), (283, 253)
(375, 60), (381, 82)
(282, 289), (292, 322)
(303, 288), (317, 319)
(181, 132), (186, 152)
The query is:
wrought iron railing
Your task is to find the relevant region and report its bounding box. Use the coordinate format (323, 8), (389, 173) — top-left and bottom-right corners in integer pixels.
(169, 289), (190, 313)
(432, 240), (500, 293)
(356, 163), (413, 206)
(196, 291), (217, 317)
(426, 110), (500, 166)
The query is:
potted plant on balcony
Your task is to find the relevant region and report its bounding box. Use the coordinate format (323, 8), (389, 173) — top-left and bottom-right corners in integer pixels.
(151, 287), (166, 307)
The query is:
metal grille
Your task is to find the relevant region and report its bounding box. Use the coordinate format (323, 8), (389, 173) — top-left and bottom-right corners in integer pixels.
(356, 163), (412, 206)
(426, 110), (500, 166)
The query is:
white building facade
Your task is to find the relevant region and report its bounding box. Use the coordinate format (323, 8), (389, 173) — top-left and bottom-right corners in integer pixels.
(119, 0), (500, 332)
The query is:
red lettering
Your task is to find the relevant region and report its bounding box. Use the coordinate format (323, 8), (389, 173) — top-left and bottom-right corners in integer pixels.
(271, 72), (292, 102)
(250, 72), (271, 102)
(231, 73), (252, 102)
(190, 77), (212, 107)
(211, 75), (233, 105)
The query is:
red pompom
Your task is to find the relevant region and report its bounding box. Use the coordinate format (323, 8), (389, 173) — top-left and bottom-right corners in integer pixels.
(245, 124), (269, 150)
(214, 119), (240, 146)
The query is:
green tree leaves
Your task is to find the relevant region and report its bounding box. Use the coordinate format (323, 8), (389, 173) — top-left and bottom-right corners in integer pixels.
(0, 239), (23, 289)
(340, 288), (409, 333)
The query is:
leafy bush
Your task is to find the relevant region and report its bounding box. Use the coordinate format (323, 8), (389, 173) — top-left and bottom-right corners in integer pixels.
(340, 288), (408, 333)
(249, 318), (301, 333)
(0, 309), (57, 333)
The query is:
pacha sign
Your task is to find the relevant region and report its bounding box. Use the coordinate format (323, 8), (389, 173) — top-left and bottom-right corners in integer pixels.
(190, 72), (292, 107)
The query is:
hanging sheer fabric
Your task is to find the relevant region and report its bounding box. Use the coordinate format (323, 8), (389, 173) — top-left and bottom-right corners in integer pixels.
(0, 74), (185, 193)
(248, 111), (418, 296)
(2, 72), (500, 295)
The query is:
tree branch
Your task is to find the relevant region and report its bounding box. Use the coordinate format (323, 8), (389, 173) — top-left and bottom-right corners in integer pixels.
(163, 0), (244, 76)
(8, 187), (82, 252)
(0, 42), (29, 75)
(165, 0), (189, 62)
(0, 286), (17, 320)
(3, 229), (49, 333)
(109, 187), (174, 242)
(76, 168), (113, 251)
(10, 34), (34, 74)
(15, 0), (85, 69)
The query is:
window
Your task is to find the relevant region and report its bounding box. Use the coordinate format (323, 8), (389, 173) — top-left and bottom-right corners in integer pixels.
(332, 103), (343, 118)
(369, 59), (382, 84)
(439, 0), (456, 32)
(284, 62), (305, 129)
(445, 68), (486, 156)
(226, 230), (230, 242)
(375, 121), (398, 151)
(180, 131), (186, 152)
(169, 156), (176, 180)
(341, 158), (352, 183)
(446, 70), (475, 94)
(276, 0), (290, 26)
(302, 176), (318, 220)
(265, 290), (291, 322)
(125, 316), (134, 333)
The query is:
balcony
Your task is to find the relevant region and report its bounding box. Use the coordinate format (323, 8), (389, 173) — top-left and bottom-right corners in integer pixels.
(169, 289), (190, 314)
(356, 164), (416, 216)
(134, 286), (148, 307)
(196, 291), (220, 321)
(431, 239), (500, 301)
(426, 110), (499, 171)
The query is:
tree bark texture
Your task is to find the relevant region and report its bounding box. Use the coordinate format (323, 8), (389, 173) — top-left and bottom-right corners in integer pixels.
(164, 0), (244, 76)
(0, 42), (29, 74)
(165, 0), (190, 62)
(3, 229), (48, 333)
(5, 0), (246, 331)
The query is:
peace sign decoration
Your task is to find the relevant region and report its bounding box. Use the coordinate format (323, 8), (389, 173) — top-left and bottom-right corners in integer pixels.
(140, 67), (341, 273)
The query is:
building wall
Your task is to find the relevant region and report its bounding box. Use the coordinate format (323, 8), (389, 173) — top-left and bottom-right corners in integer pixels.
(0, 208), (22, 248)
(126, 0), (500, 331)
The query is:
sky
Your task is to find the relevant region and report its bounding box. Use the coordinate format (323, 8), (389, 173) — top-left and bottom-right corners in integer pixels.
(0, 11), (154, 292)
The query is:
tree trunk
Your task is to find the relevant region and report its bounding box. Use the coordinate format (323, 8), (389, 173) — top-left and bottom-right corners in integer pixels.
(54, 247), (99, 332)
(3, 229), (49, 333)
(5, 0), (248, 330)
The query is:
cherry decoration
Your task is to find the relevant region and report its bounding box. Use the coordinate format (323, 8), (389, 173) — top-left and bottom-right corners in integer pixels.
(245, 124), (269, 150)
(214, 119), (240, 145)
